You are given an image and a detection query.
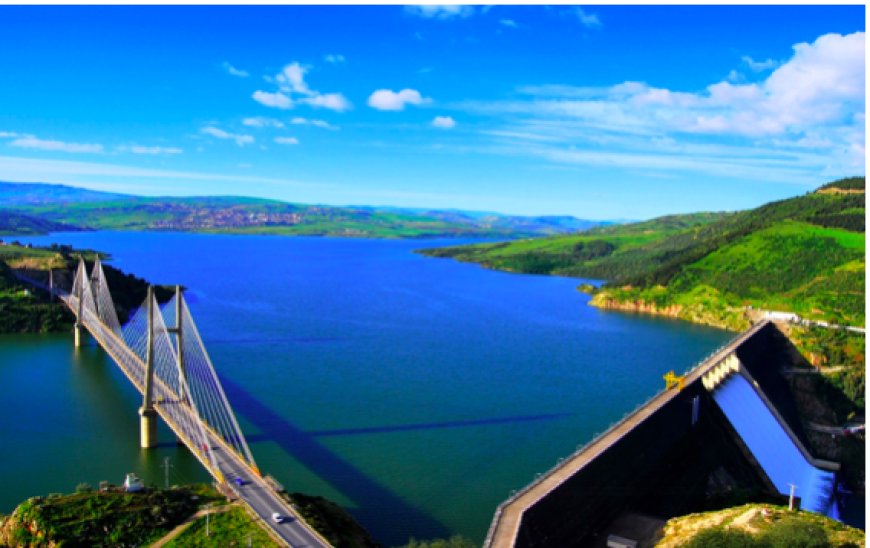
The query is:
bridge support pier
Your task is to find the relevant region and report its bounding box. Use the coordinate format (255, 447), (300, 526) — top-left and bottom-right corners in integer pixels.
(74, 324), (83, 347)
(139, 407), (158, 449)
(140, 286), (157, 449)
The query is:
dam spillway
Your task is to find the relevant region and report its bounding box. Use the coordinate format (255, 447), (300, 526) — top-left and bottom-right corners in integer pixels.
(486, 320), (844, 547)
(712, 373), (836, 515)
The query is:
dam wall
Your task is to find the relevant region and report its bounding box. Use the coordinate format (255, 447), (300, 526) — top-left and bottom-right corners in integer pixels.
(486, 320), (832, 547)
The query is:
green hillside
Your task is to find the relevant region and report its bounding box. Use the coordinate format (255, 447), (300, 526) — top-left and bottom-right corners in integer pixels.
(422, 177), (865, 329)
(418, 211), (731, 277)
(0, 209), (78, 235)
(657, 503), (864, 548)
(0, 181), (599, 239)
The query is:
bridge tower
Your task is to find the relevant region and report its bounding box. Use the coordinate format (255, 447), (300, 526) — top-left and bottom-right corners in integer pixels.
(139, 286), (158, 448)
(73, 262), (84, 348)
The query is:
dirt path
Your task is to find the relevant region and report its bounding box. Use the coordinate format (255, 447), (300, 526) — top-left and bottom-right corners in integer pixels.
(150, 503), (237, 548)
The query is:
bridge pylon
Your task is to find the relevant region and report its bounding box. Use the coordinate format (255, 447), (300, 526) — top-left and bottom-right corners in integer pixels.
(140, 285), (158, 448)
(73, 259), (85, 347)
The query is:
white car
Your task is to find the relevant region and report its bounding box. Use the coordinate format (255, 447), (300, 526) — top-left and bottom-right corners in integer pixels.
(271, 512), (284, 523)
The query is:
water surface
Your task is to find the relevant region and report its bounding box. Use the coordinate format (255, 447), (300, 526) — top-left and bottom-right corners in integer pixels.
(1, 232), (732, 544)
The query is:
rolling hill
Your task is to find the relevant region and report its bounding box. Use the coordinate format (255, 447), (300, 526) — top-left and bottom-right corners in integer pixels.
(0, 181), (601, 239)
(420, 177), (865, 329)
(0, 210), (79, 236)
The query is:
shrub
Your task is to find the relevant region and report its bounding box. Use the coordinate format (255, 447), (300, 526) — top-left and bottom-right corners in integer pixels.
(758, 519), (831, 548)
(682, 527), (759, 547)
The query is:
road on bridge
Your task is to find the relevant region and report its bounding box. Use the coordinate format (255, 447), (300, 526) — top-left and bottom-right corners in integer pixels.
(207, 439), (325, 547)
(36, 260), (331, 548)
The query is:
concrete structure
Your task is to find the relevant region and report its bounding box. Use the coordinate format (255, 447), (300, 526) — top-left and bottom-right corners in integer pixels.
(52, 259), (332, 548)
(486, 320), (840, 548)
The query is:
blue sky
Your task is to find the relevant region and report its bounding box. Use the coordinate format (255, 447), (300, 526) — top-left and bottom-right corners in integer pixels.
(0, 5), (864, 219)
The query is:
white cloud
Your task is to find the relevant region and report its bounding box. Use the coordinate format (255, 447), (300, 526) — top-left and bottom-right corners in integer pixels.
(243, 116), (285, 128)
(0, 131), (18, 138)
(200, 126), (254, 147)
(252, 90), (293, 110)
(256, 62), (351, 113)
(276, 62), (312, 95)
(500, 19), (518, 29)
(487, 32), (864, 140)
(574, 7), (602, 28)
(119, 145), (183, 155)
(405, 5), (474, 19)
(761, 32), (864, 128)
(460, 31), (864, 182)
(274, 136), (300, 145)
(10, 136), (103, 154)
(222, 62), (249, 78)
(290, 117), (337, 130)
(368, 88), (431, 111)
(432, 116), (456, 129)
(300, 93), (352, 112)
(741, 55), (778, 72)
(324, 53), (345, 64)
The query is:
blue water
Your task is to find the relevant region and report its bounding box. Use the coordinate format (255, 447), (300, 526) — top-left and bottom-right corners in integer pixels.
(713, 374), (836, 515)
(3, 231), (733, 544)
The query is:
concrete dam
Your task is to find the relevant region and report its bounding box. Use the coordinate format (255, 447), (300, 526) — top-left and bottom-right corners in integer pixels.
(486, 320), (843, 547)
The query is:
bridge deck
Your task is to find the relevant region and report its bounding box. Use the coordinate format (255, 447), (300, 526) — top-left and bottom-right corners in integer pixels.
(485, 320), (772, 548)
(55, 287), (330, 548)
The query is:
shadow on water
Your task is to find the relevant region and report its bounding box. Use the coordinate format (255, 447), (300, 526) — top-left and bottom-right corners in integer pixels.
(220, 376), (452, 546)
(304, 412), (571, 438)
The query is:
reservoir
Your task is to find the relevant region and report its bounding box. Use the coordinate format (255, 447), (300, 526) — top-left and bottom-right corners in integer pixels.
(0, 231), (731, 545)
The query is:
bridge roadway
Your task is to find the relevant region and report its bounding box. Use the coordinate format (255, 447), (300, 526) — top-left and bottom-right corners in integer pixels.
(484, 319), (773, 548)
(60, 292), (329, 548)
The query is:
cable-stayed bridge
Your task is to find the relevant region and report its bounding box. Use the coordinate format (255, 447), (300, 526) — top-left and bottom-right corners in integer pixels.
(49, 258), (330, 548)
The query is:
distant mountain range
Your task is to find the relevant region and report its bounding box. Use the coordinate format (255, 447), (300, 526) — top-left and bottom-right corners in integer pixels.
(0, 181), (608, 239)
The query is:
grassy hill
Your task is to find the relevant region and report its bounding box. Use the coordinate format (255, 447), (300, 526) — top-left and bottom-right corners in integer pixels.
(422, 177), (865, 329)
(0, 209), (79, 235)
(0, 484), (223, 547)
(0, 242), (174, 333)
(0, 181), (600, 239)
(657, 503), (864, 547)
(418, 211), (730, 277)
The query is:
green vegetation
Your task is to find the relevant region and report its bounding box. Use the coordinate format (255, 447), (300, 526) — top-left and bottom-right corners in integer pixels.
(789, 326), (866, 410)
(423, 177), (865, 331)
(658, 504), (864, 548)
(593, 220), (864, 329)
(0, 181), (597, 238)
(0, 484), (224, 547)
(818, 176), (866, 192)
(0, 242), (172, 333)
(783, 325), (865, 491)
(0, 245), (76, 333)
(419, 211), (729, 277)
(163, 505), (280, 547)
(0, 209), (77, 235)
(0, 483), (380, 548)
(396, 535), (477, 548)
